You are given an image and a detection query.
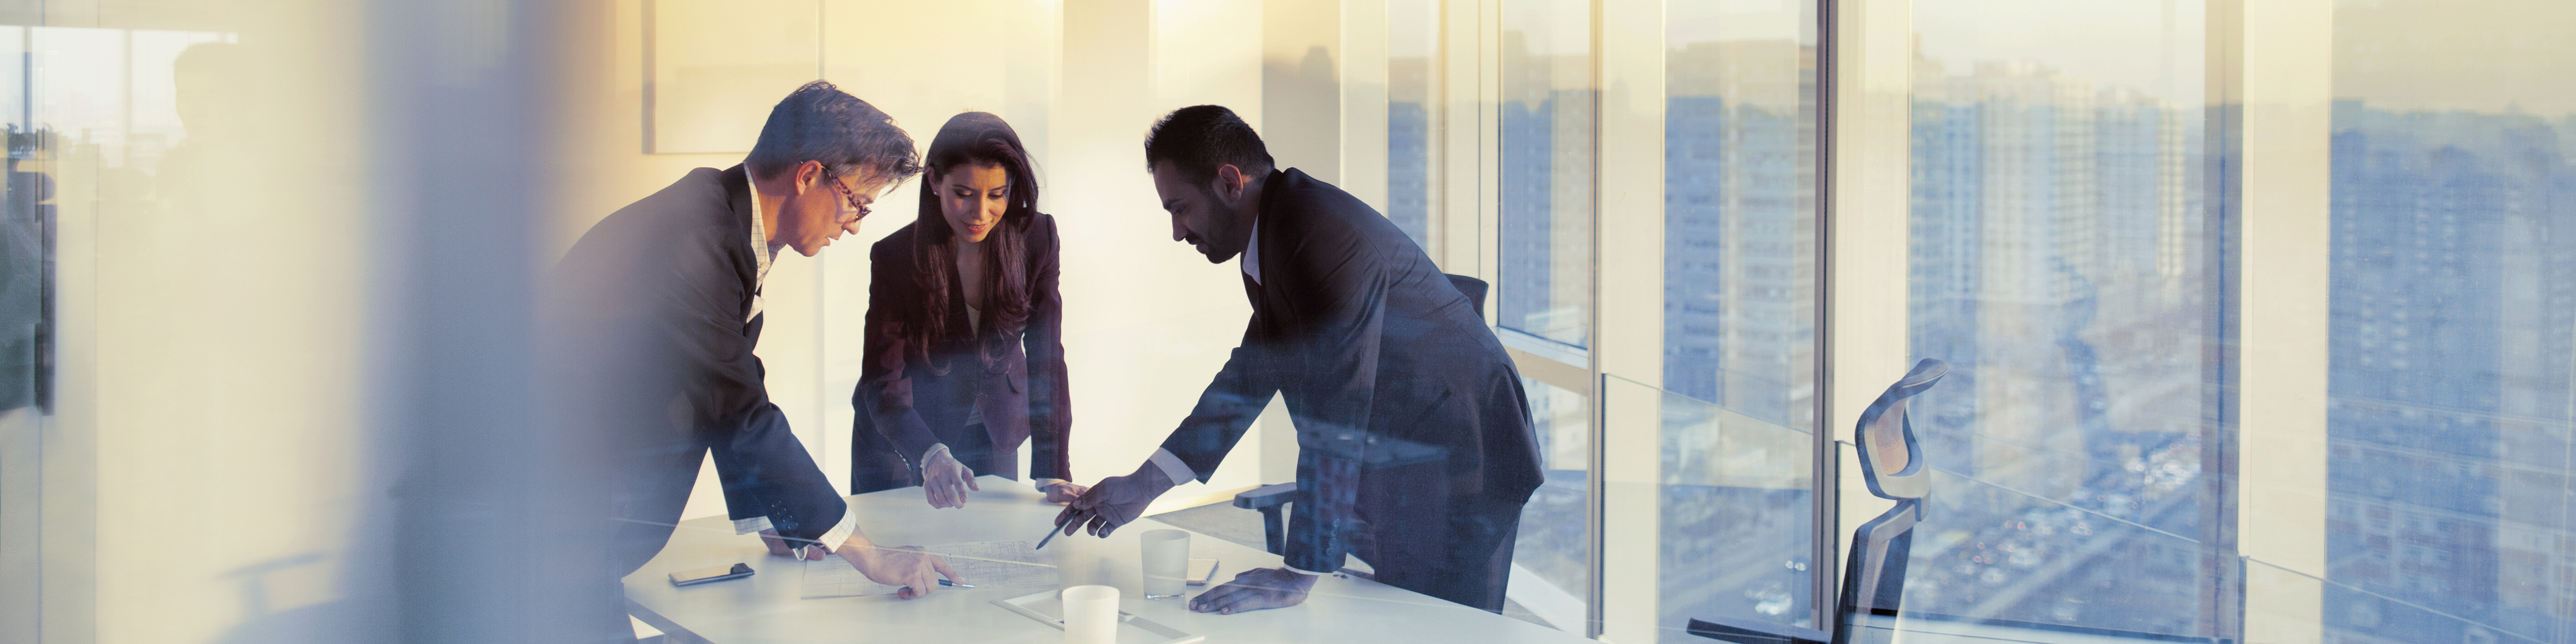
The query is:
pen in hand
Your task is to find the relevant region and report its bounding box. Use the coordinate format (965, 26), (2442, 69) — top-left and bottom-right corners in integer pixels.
(938, 578), (975, 588)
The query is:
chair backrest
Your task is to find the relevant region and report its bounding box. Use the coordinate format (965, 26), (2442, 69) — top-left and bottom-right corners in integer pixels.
(1837, 359), (1947, 642)
(1855, 359), (1947, 501)
(1446, 274), (1488, 321)
(1686, 359), (1950, 644)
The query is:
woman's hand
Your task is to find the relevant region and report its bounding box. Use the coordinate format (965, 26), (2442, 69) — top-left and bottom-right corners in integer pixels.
(1040, 480), (1089, 504)
(920, 444), (979, 508)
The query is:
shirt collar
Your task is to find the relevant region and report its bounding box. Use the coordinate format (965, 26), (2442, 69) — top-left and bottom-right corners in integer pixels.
(745, 167), (774, 281)
(742, 166), (772, 322)
(1243, 170), (1287, 284)
(1240, 214), (1262, 285)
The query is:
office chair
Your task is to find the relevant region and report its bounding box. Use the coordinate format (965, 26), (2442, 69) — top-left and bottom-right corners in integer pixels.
(1687, 358), (1949, 644)
(1233, 273), (1490, 555)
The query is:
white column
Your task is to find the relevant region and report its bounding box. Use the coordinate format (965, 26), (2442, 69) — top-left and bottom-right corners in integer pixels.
(1826, 0), (1913, 604)
(1592, 0), (1663, 640)
(2230, 0), (2332, 641)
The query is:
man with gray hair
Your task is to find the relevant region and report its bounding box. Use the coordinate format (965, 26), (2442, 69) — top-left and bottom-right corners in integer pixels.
(552, 82), (953, 636)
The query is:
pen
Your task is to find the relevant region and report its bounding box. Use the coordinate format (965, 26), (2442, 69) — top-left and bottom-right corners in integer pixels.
(938, 579), (976, 588)
(1035, 525), (1059, 550)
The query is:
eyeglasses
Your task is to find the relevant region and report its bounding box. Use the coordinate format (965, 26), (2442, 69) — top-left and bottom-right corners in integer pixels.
(821, 166), (873, 221)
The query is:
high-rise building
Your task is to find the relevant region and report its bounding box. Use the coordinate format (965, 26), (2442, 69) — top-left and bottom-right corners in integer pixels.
(2324, 102), (2576, 642)
(1901, 54), (2206, 634)
(1498, 32), (1594, 347)
(1389, 56), (1434, 251)
(1663, 40), (1815, 428)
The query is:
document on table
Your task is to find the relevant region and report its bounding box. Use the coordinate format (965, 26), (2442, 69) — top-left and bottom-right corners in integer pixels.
(802, 540), (1055, 599)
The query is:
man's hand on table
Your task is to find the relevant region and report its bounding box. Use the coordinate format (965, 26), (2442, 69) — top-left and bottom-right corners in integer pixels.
(762, 529), (958, 599)
(1038, 480), (1089, 504)
(1189, 567), (1316, 614)
(835, 533), (961, 600)
(920, 444), (980, 508)
(1055, 462), (1176, 538)
(759, 529), (829, 559)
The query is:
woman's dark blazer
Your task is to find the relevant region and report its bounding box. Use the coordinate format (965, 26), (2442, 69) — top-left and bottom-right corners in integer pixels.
(850, 212), (1071, 493)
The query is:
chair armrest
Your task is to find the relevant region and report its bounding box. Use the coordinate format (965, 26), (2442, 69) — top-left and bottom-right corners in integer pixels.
(1233, 482), (1298, 555)
(1232, 482), (1297, 510)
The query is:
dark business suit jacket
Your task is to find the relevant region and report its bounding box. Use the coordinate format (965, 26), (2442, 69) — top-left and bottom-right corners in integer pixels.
(552, 164), (846, 576)
(1158, 168), (1544, 604)
(850, 214), (1073, 491)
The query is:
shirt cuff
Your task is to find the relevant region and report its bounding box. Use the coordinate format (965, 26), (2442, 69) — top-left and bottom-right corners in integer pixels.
(1148, 449), (1196, 486)
(814, 505), (858, 554)
(733, 516), (774, 535)
(923, 443), (952, 469)
(1284, 563), (1336, 576)
(1032, 478), (1070, 489)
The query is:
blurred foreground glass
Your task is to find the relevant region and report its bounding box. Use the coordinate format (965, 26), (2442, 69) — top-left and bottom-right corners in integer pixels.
(2323, 1), (2576, 641)
(1607, 374), (1815, 642)
(1517, 376), (1593, 631)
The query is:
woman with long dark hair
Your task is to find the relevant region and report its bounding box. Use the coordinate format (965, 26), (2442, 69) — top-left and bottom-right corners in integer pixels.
(852, 112), (1081, 508)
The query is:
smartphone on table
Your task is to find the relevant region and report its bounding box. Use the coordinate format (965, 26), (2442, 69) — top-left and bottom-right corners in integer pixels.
(669, 563), (755, 586)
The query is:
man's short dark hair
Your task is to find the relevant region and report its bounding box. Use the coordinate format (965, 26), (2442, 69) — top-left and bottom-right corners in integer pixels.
(747, 80), (923, 184)
(1142, 105), (1274, 186)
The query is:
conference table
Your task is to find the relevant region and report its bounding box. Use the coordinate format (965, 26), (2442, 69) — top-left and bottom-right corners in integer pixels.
(624, 476), (1592, 643)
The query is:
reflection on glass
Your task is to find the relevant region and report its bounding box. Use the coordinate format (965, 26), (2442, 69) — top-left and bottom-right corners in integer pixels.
(1646, 374), (1815, 637)
(1797, 447), (2213, 642)
(0, 28), (36, 418)
(1662, 0), (1818, 441)
(1517, 376), (1592, 631)
(1904, 0), (2210, 637)
(1387, 0), (1438, 254)
(1497, 0), (1592, 347)
(2248, 558), (2533, 644)
(1657, 1), (1822, 639)
(2324, 1), (2576, 641)
(1900, 451), (2206, 635)
(5, 27), (232, 421)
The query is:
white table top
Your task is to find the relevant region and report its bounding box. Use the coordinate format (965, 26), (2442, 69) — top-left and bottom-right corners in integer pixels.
(624, 476), (1591, 643)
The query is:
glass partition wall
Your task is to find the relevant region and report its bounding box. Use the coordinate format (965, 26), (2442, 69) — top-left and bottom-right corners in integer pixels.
(1896, 0), (2219, 638)
(1658, 0), (1823, 638)
(1496, 0), (1599, 631)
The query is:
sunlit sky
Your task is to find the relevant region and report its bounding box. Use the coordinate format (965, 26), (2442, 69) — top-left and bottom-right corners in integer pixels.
(1909, 0), (2203, 107)
(1658, 0), (2571, 118)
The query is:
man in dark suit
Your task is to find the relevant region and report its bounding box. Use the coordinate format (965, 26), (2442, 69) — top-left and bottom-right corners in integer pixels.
(1057, 105), (1544, 614)
(551, 82), (957, 625)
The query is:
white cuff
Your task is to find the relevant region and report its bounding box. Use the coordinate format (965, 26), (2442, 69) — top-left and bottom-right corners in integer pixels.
(813, 505), (859, 555)
(733, 516), (774, 535)
(1148, 449), (1196, 486)
(1284, 564), (1336, 576)
(923, 443), (952, 468)
(1032, 478), (1070, 489)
